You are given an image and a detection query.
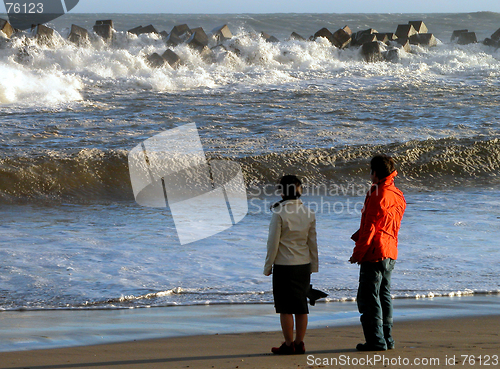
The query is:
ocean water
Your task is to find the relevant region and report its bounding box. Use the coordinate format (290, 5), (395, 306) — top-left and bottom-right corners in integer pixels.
(1, 13), (500, 311)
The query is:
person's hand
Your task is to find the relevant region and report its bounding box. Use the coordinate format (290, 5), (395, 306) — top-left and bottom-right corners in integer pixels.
(264, 271), (272, 276)
(349, 256), (358, 264)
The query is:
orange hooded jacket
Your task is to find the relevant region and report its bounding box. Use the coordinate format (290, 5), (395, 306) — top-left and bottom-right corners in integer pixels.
(351, 170), (406, 263)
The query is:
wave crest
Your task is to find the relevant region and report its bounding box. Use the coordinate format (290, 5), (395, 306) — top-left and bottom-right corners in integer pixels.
(1, 137), (499, 202)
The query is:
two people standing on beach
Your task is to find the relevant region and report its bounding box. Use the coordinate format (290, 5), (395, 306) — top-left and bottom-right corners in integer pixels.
(264, 155), (406, 354)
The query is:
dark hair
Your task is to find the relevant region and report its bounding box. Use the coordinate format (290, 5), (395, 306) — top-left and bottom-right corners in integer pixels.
(278, 175), (302, 200)
(370, 155), (395, 179)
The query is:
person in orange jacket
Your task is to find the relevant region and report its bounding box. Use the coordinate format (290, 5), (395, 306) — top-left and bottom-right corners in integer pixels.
(350, 154), (406, 351)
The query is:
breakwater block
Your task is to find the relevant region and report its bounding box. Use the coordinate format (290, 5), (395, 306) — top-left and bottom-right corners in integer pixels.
(68, 24), (89, 44)
(362, 41), (385, 62)
(171, 24), (191, 38)
(35, 24), (54, 38)
(395, 24), (417, 39)
(261, 32), (279, 43)
(212, 24), (232, 43)
(96, 20), (113, 28)
(451, 29), (468, 42)
(93, 21), (113, 42)
(200, 46), (216, 62)
(358, 33), (378, 45)
(395, 38), (411, 52)
(409, 33), (437, 47)
(375, 33), (389, 44)
(387, 33), (398, 41)
(333, 26), (352, 49)
(129, 25), (159, 35)
(166, 32), (182, 47)
(491, 27), (500, 41)
(0, 18), (14, 38)
(290, 32), (306, 41)
(162, 49), (181, 68)
(386, 39), (411, 59)
(314, 27), (334, 44)
(457, 32), (477, 45)
(380, 32), (398, 41)
(483, 38), (500, 48)
(146, 53), (166, 68)
(34, 24), (54, 45)
(128, 25), (142, 34)
(385, 49), (398, 61)
(188, 27), (209, 50)
(351, 29), (378, 46)
(138, 25), (158, 35)
(384, 47), (401, 61)
(409, 21), (428, 34)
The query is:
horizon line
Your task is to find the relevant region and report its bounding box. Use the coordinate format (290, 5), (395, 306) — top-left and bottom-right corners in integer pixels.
(1, 11), (500, 15)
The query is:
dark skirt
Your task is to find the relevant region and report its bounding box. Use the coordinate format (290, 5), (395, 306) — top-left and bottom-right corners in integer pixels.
(272, 263), (311, 314)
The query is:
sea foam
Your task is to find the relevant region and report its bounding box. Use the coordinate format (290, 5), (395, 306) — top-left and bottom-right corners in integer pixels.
(2, 24), (499, 105)
(0, 63), (83, 105)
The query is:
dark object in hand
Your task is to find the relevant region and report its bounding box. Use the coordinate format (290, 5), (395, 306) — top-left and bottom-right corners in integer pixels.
(307, 285), (328, 306)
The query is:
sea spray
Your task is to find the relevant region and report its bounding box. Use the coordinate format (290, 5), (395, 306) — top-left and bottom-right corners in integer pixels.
(1, 20), (500, 104)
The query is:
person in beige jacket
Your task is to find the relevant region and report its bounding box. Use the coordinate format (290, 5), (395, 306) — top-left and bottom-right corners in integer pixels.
(264, 175), (318, 355)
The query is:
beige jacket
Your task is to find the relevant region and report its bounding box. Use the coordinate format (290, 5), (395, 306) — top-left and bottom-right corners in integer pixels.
(263, 199), (318, 276)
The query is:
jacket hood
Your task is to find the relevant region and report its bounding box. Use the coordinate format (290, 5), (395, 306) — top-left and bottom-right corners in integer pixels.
(378, 170), (398, 185)
(368, 170), (398, 195)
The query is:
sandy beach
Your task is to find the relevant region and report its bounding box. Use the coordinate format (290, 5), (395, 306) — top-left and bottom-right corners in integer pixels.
(1, 314), (499, 369)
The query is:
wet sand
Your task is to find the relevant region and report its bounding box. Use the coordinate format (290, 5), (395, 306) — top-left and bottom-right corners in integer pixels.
(1, 295), (500, 368)
(1, 314), (499, 369)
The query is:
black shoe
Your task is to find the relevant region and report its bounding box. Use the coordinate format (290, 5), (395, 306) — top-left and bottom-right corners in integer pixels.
(356, 343), (387, 351)
(307, 285), (328, 306)
(271, 342), (295, 355)
(294, 341), (306, 355)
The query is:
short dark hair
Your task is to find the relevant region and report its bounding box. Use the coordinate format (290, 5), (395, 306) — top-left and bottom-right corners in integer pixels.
(278, 175), (302, 199)
(370, 155), (395, 179)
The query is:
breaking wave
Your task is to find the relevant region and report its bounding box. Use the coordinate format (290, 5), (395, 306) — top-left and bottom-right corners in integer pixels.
(1, 15), (500, 106)
(1, 136), (499, 202)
